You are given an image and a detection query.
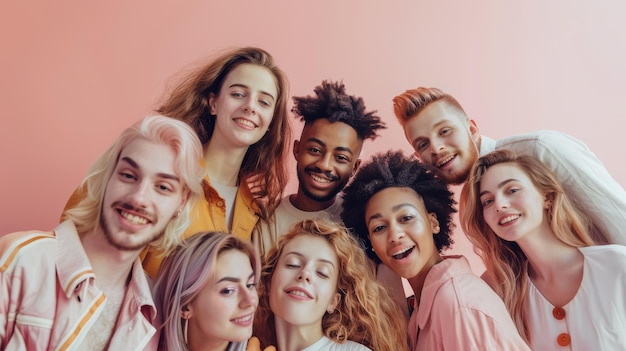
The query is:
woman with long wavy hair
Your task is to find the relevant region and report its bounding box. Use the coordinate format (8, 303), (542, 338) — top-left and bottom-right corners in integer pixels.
(142, 47), (292, 276)
(461, 149), (626, 349)
(253, 219), (408, 351)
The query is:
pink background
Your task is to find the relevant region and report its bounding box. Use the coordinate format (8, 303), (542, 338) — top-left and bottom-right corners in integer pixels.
(2, 1), (625, 273)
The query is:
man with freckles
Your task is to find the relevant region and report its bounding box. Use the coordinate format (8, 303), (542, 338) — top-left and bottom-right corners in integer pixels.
(392, 87), (626, 246)
(0, 115), (204, 350)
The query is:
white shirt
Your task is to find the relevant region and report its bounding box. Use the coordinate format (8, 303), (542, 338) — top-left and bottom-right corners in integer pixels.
(482, 131), (626, 245)
(254, 195), (343, 257)
(301, 336), (371, 351)
(526, 245), (626, 350)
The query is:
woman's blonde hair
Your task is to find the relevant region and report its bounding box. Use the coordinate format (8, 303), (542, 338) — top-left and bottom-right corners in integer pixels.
(254, 219), (408, 351)
(460, 149), (594, 342)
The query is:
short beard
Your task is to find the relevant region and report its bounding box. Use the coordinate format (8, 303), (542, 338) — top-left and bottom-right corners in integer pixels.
(100, 210), (164, 252)
(297, 170), (348, 203)
(442, 142), (479, 185)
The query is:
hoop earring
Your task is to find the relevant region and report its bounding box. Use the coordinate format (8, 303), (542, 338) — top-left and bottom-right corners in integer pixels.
(336, 309), (347, 342)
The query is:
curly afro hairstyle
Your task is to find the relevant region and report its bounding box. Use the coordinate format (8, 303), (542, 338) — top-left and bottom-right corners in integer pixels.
(341, 150), (457, 264)
(292, 80), (386, 140)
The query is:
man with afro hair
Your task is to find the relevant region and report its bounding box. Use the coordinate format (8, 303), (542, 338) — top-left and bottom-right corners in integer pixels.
(341, 150), (529, 351)
(255, 80), (385, 256)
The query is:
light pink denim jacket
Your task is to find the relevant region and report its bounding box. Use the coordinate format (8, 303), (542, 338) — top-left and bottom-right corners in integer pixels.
(0, 220), (158, 350)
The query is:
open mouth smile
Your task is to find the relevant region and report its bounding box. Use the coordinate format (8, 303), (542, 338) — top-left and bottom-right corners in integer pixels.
(391, 246), (415, 260)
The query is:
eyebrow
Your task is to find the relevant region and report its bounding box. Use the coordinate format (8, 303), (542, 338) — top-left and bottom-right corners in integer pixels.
(367, 203), (417, 224)
(479, 178), (518, 197)
(217, 272), (255, 284)
(284, 251), (336, 268)
(411, 119), (454, 147)
(120, 156), (181, 183)
(306, 137), (355, 156)
(229, 83), (276, 101)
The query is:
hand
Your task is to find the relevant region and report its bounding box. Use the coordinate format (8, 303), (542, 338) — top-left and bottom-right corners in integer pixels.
(246, 336), (277, 351)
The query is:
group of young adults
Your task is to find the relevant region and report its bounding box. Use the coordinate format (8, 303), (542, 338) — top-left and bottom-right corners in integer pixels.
(1, 46), (624, 351)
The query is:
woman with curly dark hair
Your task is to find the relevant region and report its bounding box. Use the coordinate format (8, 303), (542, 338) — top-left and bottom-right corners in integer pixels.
(341, 150), (529, 351)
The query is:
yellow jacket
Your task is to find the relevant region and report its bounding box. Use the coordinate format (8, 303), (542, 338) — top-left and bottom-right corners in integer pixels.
(142, 175), (260, 277)
(62, 175), (260, 279)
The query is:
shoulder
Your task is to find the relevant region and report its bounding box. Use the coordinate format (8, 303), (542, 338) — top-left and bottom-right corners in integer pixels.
(497, 130), (584, 149)
(332, 340), (371, 351)
(581, 244), (626, 261)
(431, 258), (510, 319)
(0, 230), (56, 272)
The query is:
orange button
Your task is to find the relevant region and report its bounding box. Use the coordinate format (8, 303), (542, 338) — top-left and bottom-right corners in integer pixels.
(557, 333), (571, 346)
(553, 307), (566, 320)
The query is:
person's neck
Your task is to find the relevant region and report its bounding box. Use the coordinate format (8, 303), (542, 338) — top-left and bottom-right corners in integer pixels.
(204, 140), (247, 187)
(517, 225), (578, 280)
(188, 336), (229, 351)
(274, 317), (324, 351)
(289, 192), (336, 212)
(407, 253), (442, 308)
(80, 229), (139, 293)
(518, 228), (583, 303)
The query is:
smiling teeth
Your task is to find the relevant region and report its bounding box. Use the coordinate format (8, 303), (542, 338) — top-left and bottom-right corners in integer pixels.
(236, 118), (256, 128)
(436, 155), (454, 168)
(120, 210), (148, 225)
(310, 174), (331, 183)
(287, 290), (310, 298)
(233, 314), (252, 322)
(500, 215), (520, 225)
(392, 247), (412, 256)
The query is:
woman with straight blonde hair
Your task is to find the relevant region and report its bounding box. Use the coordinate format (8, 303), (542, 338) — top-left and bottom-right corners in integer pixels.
(461, 149), (626, 349)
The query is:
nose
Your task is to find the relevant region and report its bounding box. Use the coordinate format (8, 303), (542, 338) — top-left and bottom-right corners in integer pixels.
(127, 180), (151, 208)
(430, 138), (446, 155)
(240, 286), (259, 309)
(387, 221), (405, 243)
(494, 195), (509, 213)
(315, 153), (333, 172)
(296, 267), (311, 283)
(243, 97), (256, 114)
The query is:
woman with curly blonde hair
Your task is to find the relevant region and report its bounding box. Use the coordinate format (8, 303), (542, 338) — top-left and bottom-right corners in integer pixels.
(253, 218), (408, 351)
(461, 149), (626, 350)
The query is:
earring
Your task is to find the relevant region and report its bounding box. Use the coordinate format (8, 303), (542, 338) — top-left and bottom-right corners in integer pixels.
(174, 208), (182, 218)
(183, 318), (189, 344)
(433, 225), (440, 234)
